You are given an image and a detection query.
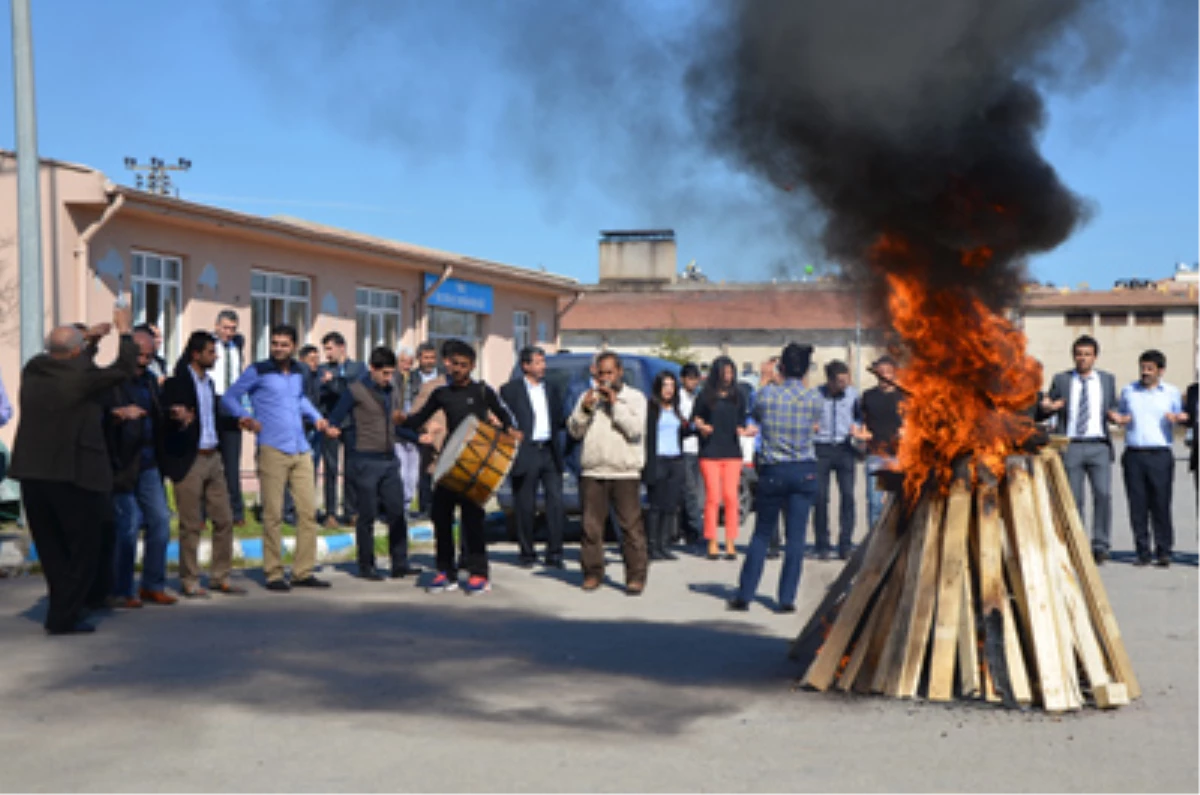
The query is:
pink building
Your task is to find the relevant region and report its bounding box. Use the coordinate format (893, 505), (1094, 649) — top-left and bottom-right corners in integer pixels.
(0, 151), (580, 488)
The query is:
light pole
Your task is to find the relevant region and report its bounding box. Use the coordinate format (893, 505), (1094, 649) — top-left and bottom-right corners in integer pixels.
(11, 0), (43, 366)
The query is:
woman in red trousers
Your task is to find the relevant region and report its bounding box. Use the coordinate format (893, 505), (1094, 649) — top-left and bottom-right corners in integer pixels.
(691, 356), (756, 560)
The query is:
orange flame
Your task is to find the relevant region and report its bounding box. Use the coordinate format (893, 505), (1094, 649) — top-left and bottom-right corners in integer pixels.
(870, 235), (1041, 502)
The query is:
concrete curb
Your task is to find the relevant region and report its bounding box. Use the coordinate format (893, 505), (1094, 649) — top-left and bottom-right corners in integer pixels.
(1, 512), (507, 567)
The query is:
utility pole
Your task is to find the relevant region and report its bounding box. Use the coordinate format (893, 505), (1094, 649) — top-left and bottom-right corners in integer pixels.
(11, 0), (43, 366)
(124, 156), (191, 197)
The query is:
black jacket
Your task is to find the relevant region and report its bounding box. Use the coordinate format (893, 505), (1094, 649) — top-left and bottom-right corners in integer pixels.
(319, 359), (367, 428)
(1186, 382), (1198, 473)
(500, 376), (565, 477)
(9, 334), (140, 493)
(160, 359), (240, 483)
(643, 400), (694, 484)
(101, 373), (167, 493)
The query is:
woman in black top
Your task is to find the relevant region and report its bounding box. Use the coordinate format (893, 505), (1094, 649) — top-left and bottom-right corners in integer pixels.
(692, 356), (756, 560)
(643, 371), (693, 562)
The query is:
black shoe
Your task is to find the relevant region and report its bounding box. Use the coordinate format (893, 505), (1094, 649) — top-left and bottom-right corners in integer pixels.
(776, 603), (797, 614)
(292, 576), (332, 589)
(1092, 547), (1109, 565)
(649, 549), (666, 562)
(766, 548), (781, 560)
(838, 548), (852, 561)
(706, 553), (719, 561)
(727, 598), (749, 612)
(357, 567), (385, 581)
(1134, 555), (1152, 567)
(543, 556), (565, 569)
(518, 556), (538, 569)
(816, 549), (831, 561)
(391, 563), (423, 578)
(660, 549), (678, 561)
(1155, 554), (1171, 568)
(265, 579), (292, 592)
(46, 620), (97, 636)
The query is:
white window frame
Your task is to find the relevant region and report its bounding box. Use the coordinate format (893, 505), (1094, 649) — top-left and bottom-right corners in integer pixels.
(131, 250), (183, 362)
(250, 269), (311, 360)
(513, 310), (532, 356)
(356, 287), (404, 360)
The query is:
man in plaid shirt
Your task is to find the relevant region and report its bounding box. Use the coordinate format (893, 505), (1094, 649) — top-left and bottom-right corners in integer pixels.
(729, 342), (821, 613)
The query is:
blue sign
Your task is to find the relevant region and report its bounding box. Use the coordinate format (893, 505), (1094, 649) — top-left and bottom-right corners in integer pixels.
(424, 273), (494, 315)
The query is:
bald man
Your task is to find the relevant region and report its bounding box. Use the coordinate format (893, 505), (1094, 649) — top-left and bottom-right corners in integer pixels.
(10, 304), (137, 635)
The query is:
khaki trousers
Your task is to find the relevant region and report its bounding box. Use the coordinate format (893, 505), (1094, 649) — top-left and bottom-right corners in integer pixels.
(580, 477), (647, 584)
(259, 445), (318, 582)
(176, 452), (234, 590)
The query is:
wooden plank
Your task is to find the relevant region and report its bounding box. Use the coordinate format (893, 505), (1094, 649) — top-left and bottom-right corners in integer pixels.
(1094, 682), (1129, 709)
(1005, 459), (1070, 712)
(1041, 450), (1141, 700)
(886, 496), (945, 698)
(976, 473), (1014, 706)
(800, 498), (904, 690)
(789, 500), (892, 663)
(860, 540), (911, 694)
(1000, 591), (1033, 704)
(837, 582), (886, 691)
(1031, 459), (1083, 710)
(957, 562), (981, 698)
(928, 477), (972, 701)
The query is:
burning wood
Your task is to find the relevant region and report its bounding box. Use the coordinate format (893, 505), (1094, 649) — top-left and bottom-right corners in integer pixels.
(791, 443), (1138, 712)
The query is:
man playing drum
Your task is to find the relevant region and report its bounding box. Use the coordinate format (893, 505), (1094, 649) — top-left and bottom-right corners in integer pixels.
(396, 339), (521, 594)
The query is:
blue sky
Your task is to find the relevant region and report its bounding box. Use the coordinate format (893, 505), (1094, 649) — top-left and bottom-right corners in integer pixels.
(2, 1), (1195, 289)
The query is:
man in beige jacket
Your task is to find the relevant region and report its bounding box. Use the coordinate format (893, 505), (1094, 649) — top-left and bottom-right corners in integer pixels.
(567, 352), (648, 595)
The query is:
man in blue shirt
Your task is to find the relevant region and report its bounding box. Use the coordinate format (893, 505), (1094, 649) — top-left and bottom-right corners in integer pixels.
(812, 360), (860, 560)
(223, 324), (332, 591)
(730, 343), (821, 613)
(1111, 349), (1189, 567)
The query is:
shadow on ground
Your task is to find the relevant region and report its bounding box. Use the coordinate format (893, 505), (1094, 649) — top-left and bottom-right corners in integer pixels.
(4, 592), (795, 737)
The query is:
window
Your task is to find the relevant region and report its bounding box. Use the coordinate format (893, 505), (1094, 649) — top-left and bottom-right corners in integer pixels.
(356, 287), (403, 359)
(1134, 310), (1164, 326)
(513, 310), (531, 355)
(131, 251), (182, 361)
(428, 307), (483, 375)
(1064, 312), (1092, 327)
(1099, 311), (1128, 327)
(251, 270), (310, 359)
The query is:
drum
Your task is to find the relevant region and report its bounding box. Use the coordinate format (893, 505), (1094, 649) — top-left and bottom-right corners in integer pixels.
(432, 414), (519, 507)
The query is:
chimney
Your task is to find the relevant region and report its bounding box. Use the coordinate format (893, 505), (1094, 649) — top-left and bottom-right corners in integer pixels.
(598, 229), (676, 289)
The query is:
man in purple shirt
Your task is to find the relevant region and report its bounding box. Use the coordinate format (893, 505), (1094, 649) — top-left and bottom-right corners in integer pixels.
(222, 324), (332, 591)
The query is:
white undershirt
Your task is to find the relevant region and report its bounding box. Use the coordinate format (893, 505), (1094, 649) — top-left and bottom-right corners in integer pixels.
(1067, 372), (1104, 439)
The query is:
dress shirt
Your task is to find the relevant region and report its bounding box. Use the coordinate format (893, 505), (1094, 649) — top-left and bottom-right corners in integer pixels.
(754, 379), (822, 465)
(417, 368), (440, 385)
(525, 377), (552, 442)
(212, 339), (242, 395)
(680, 389), (699, 455)
(813, 384), (859, 445)
(1067, 372), (1104, 439)
(656, 410), (682, 457)
(0, 370), (12, 427)
(221, 360), (322, 456)
(189, 365), (220, 451)
(1119, 381), (1182, 449)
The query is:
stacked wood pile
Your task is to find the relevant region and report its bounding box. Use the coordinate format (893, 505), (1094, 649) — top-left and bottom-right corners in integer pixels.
(790, 446), (1139, 712)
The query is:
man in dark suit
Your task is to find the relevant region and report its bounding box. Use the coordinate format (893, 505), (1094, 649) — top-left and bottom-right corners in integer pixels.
(318, 331), (366, 526)
(1186, 380), (1198, 494)
(1040, 334), (1120, 564)
(10, 304), (137, 635)
(161, 330), (246, 597)
(501, 346), (567, 568)
(211, 309), (247, 526)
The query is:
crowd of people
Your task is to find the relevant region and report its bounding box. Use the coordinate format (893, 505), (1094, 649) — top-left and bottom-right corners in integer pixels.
(5, 301), (1197, 634)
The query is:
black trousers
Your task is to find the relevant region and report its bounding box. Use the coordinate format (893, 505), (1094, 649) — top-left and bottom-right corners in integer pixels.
(350, 455), (410, 570)
(418, 446), (435, 514)
(87, 510), (117, 609)
(814, 442), (857, 554)
(1122, 448), (1175, 558)
(219, 427), (245, 522)
(647, 456), (686, 514)
(432, 484), (487, 578)
(512, 444), (565, 560)
(322, 435), (358, 520)
(22, 480), (108, 632)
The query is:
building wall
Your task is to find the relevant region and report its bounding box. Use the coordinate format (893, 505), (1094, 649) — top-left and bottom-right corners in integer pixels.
(1022, 307), (1199, 391)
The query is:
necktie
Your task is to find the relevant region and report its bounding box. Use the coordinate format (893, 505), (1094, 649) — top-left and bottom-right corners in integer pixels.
(1076, 377), (1090, 437)
(224, 344), (233, 392)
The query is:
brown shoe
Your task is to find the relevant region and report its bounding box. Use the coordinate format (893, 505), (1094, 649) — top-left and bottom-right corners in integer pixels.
(180, 585), (210, 599)
(322, 516), (341, 529)
(112, 596), (143, 609)
(211, 582), (248, 596)
(139, 588), (178, 606)
(626, 580), (645, 597)
(581, 576), (602, 592)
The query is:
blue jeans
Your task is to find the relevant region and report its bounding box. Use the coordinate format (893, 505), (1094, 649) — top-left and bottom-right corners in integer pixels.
(737, 460), (818, 607)
(112, 466), (171, 597)
(865, 455), (894, 530)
